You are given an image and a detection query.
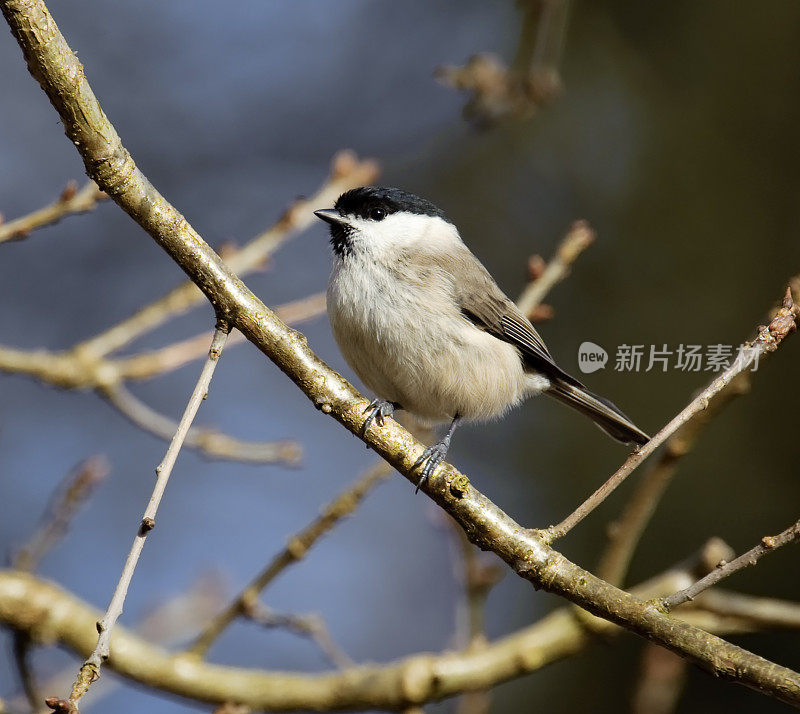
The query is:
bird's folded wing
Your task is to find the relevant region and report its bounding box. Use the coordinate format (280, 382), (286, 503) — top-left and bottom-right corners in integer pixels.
(446, 249), (575, 379)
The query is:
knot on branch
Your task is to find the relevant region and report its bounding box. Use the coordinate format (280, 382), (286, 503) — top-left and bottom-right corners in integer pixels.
(768, 287), (798, 343)
(400, 656), (441, 704)
(88, 145), (137, 198)
(447, 473), (470, 499)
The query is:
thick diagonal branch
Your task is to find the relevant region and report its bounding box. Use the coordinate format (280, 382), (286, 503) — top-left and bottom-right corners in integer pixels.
(3, 0), (799, 706)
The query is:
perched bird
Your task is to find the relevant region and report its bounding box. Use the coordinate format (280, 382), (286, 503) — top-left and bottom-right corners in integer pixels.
(315, 187), (648, 489)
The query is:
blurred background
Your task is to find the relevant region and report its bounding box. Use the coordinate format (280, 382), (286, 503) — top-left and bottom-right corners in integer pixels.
(1, 1), (799, 712)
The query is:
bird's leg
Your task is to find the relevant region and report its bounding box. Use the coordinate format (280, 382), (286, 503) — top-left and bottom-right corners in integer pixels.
(362, 398), (401, 435)
(413, 415), (461, 493)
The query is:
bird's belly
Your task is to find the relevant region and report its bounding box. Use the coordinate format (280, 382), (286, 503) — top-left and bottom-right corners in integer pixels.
(328, 264), (531, 422)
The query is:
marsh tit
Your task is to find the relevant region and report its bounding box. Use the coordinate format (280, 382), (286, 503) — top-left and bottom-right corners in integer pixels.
(315, 187), (649, 490)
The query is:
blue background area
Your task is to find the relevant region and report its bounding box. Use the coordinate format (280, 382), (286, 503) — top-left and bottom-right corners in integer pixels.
(1, 2), (799, 712)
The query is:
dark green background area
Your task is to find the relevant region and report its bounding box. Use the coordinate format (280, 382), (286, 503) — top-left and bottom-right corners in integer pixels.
(0, 2), (798, 713)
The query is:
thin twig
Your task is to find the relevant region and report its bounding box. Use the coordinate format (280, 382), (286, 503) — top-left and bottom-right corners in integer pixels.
(0, 180), (106, 244)
(187, 460), (392, 657)
(9, 574), (226, 714)
(663, 518), (800, 611)
(0, 293), (326, 390)
(71, 154), (376, 361)
(546, 288), (798, 541)
(113, 293), (326, 382)
(66, 324), (229, 710)
(243, 602), (353, 669)
(596, 372), (751, 586)
(13, 457), (109, 572)
(516, 220), (594, 318)
(103, 384), (300, 465)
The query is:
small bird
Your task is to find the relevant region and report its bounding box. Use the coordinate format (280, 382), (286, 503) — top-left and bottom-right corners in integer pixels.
(315, 187), (648, 490)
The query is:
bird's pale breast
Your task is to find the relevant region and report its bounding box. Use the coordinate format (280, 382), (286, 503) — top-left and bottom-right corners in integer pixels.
(327, 252), (540, 423)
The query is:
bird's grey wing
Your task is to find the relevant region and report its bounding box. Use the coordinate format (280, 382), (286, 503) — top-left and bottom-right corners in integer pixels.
(423, 247), (649, 444)
(443, 249), (572, 378)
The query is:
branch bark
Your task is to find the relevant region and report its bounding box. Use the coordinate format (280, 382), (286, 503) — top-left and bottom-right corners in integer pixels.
(2, 0), (799, 707)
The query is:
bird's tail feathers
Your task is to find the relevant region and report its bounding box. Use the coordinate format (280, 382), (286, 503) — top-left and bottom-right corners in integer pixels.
(546, 378), (649, 446)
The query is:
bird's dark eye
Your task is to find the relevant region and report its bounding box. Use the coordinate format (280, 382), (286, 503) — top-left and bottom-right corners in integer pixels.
(369, 207), (386, 221)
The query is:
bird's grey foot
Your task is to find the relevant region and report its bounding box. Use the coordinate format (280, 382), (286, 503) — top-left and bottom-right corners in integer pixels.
(412, 415), (461, 493)
(413, 441), (450, 493)
(362, 399), (399, 435)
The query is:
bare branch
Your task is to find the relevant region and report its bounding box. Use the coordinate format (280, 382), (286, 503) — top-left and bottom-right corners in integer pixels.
(9, 574), (226, 714)
(547, 288), (798, 541)
(10, 456), (108, 714)
(435, 0), (571, 126)
(693, 589), (800, 631)
(450, 522), (503, 714)
(663, 518), (800, 611)
(214, 705), (250, 714)
(188, 461), (392, 657)
(0, 180), (106, 244)
(516, 220), (595, 319)
(14, 456), (109, 572)
(627, 538), (741, 714)
(103, 383), (300, 465)
(12, 633), (41, 712)
(4, 2), (799, 704)
(452, 524), (503, 652)
(2, 557), (795, 711)
(113, 293), (326, 382)
(243, 602), (353, 670)
(597, 372), (751, 586)
(72, 155), (376, 361)
(0, 292), (326, 390)
(66, 325), (229, 710)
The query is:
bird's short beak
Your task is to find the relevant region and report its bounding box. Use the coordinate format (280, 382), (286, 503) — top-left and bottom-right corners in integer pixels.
(314, 209), (349, 227)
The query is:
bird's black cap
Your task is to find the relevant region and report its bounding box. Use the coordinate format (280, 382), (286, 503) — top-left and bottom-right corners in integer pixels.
(334, 187), (452, 223)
